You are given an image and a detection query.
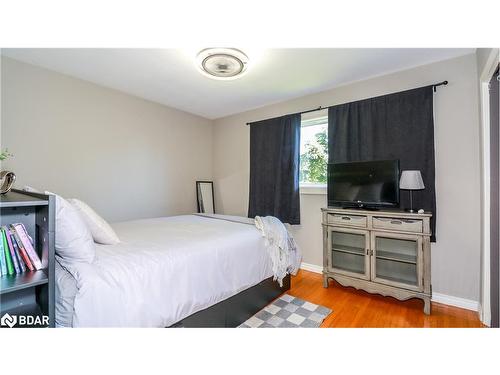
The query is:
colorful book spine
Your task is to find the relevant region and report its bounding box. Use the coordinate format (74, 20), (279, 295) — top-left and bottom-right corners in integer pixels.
(16, 246), (26, 272)
(12, 224), (42, 270)
(11, 230), (34, 271)
(1, 228), (15, 275)
(7, 231), (26, 273)
(0, 230), (7, 276)
(2, 227), (21, 274)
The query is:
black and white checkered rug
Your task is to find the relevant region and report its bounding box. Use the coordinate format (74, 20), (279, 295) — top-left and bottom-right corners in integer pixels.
(239, 294), (332, 328)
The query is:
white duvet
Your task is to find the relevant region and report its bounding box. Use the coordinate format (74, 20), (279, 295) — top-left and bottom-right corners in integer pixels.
(57, 214), (274, 327)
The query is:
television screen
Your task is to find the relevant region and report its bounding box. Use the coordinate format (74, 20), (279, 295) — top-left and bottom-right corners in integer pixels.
(328, 160), (400, 208)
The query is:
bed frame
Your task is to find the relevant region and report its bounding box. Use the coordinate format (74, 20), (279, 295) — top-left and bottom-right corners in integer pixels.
(169, 274), (290, 327)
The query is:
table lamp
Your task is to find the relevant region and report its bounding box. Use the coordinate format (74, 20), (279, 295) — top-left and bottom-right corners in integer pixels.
(399, 170), (425, 213)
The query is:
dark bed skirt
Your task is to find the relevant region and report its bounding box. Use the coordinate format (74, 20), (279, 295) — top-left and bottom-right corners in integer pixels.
(169, 274), (291, 328)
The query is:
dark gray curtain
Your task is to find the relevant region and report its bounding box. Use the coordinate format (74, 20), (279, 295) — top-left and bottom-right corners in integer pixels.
(328, 86), (437, 241)
(248, 114), (301, 224)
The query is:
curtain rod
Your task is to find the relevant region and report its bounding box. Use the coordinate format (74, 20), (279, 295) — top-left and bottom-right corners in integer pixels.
(246, 80), (448, 125)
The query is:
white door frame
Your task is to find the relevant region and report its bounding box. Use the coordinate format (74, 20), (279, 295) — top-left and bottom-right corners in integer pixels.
(479, 48), (500, 327)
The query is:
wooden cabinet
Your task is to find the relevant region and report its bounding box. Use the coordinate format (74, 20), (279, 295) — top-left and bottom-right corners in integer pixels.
(322, 207), (432, 314)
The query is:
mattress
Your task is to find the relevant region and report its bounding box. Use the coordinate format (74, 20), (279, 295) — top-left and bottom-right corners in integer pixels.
(55, 214), (274, 327)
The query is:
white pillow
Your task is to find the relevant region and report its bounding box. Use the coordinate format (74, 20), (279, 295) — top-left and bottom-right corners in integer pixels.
(68, 198), (120, 245)
(46, 192), (96, 264)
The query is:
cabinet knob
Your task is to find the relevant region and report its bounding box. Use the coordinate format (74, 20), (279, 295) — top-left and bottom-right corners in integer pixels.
(341, 216), (351, 221)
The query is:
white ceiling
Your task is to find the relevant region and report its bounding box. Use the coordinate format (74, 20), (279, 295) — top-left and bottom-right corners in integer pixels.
(2, 48), (474, 119)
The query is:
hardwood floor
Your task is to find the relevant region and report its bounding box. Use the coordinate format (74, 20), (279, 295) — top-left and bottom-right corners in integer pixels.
(289, 270), (484, 328)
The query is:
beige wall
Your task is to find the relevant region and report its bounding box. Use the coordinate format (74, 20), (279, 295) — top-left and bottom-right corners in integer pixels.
(1, 57), (214, 222)
(213, 53), (482, 302)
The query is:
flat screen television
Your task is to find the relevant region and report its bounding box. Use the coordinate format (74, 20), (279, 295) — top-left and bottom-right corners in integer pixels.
(328, 160), (400, 208)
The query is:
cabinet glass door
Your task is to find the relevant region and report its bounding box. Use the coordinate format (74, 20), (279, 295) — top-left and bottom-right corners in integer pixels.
(328, 228), (370, 280)
(371, 232), (423, 291)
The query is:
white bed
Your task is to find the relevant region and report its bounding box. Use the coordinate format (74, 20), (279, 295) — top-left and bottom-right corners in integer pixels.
(55, 214), (275, 327)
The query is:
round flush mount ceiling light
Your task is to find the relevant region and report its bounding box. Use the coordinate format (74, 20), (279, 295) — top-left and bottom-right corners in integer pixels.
(196, 48), (249, 80)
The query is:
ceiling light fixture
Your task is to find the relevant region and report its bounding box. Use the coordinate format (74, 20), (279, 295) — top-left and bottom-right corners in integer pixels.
(195, 48), (249, 80)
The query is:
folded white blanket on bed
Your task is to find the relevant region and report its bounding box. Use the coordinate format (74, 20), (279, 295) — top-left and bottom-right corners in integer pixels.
(254, 216), (302, 286)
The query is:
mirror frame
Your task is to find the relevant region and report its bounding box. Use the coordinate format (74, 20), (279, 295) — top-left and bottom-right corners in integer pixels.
(196, 180), (215, 214)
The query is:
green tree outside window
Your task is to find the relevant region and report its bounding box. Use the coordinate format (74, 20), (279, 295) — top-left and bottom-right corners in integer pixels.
(300, 128), (328, 183)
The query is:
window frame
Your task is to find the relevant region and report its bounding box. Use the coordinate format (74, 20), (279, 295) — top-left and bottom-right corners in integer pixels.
(299, 114), (328, 195)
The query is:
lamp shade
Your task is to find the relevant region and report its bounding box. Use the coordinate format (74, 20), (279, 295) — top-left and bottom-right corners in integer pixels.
(399, 170), (425, 190)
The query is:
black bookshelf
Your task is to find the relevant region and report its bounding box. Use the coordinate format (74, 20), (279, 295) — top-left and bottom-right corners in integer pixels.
(0, 189), (55, 328)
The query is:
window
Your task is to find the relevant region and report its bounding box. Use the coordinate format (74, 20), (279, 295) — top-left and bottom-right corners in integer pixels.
(299, 112), (328, 189)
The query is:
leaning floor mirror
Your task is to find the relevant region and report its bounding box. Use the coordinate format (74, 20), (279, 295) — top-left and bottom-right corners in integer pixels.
(196, 181), (215, 214)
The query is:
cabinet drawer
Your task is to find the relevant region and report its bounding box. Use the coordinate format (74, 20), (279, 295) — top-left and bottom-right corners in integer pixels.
(327, 214), (367, 228)
(372, 217), (423, 233)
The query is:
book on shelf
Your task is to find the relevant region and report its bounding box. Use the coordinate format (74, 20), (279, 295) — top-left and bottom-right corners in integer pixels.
(5, 226), (26, 273)
(10, 229), (34, 271)
(1, 228), (15, 276)
(7, 228), (21, 274)
(11, 223), (43, 271)
(0, 224), (43, 276)
(0, 229), (8, 276)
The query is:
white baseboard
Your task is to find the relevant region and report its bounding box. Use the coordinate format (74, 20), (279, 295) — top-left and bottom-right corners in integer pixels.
(300, 262), (323, 274)
(299, 262), (479, 312)
(431, 293), (479, 312)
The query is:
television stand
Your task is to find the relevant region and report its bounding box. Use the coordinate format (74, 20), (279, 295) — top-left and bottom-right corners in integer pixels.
(321, 207), (433, 314)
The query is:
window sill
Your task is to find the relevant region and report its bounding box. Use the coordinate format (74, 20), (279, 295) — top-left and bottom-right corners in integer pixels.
(300, 184), (327, 195)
